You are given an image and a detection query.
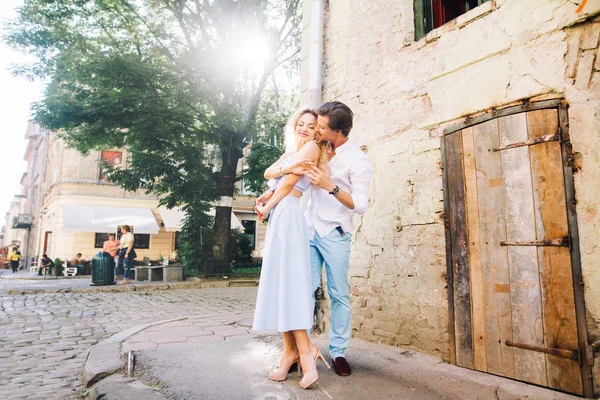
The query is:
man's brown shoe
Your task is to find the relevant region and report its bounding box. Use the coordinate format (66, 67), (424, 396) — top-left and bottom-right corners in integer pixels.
(332, 357), (351, 376)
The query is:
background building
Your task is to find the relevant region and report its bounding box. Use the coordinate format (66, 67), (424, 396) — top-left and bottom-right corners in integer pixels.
(301, 0), (600, 397)
(7, 123), (264, 268)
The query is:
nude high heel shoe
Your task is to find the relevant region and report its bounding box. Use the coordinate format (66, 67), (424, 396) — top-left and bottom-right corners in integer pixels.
(299, 346), (331, 389)
(268, 351), (300, 381)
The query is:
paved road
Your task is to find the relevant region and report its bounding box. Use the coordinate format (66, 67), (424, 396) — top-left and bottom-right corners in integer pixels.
(0, 286), (258, 400)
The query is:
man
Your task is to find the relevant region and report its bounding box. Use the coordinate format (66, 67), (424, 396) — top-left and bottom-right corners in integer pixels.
(40, 254), (54, 276)
(305, 101), (373, 376)
(70, 253), (85, 274)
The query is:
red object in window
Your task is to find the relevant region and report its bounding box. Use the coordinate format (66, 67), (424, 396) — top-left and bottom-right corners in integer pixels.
(99, 151), (123, 182)
(433, 0), (468, 28)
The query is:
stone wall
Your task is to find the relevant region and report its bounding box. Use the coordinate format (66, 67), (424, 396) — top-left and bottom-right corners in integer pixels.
(303, 0), (600, 385)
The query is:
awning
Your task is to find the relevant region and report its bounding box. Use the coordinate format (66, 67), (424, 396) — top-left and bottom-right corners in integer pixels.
(157, 206), (244, 231)
(62, 205), (160, 234)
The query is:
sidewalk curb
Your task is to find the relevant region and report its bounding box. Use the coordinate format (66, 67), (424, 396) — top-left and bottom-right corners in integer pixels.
(6, 278), (259, 295)
(82, 312), (251, 392)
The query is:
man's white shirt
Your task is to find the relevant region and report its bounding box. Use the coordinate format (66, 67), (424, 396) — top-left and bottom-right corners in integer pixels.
(306, 139), (373, 239)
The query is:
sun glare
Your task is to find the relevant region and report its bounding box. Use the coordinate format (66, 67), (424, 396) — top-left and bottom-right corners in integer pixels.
(234, 36), (271, 73)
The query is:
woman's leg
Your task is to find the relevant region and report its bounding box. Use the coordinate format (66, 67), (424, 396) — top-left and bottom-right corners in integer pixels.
(292, 330), (330, 389)
(268, 331), (299, 381)
(113, 258), (120, 280)
(123, 257), (131, 280)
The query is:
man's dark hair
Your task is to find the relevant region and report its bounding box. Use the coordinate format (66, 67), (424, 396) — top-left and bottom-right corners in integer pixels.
(42, 254), (48, 258)
(316, 101), (354, 137)
(77, 253), (82, 257)
(108, 233), (115, 238)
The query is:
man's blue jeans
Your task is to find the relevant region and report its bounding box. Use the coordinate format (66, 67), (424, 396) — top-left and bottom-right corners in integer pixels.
(310, 229), (352, 359)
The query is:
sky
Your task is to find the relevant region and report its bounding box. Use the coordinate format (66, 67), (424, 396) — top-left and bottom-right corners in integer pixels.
(0, 0), (44, 221)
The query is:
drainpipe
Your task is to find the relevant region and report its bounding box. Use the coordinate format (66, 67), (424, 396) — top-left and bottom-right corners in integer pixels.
(304, 0), (326, 334)
(307, 0), (324, 109)
(300, 0), (325, 212)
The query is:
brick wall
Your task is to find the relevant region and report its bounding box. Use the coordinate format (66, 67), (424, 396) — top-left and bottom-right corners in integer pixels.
(304, 0), (600, 381)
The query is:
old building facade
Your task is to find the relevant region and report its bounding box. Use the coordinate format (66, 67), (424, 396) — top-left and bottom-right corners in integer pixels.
(13, 123), (265, 268)
(301, 0), (600, 397)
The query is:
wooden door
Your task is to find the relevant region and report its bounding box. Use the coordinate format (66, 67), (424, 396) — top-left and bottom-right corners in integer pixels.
(44, 232), (52, 255)
(442, 101), (593, 397)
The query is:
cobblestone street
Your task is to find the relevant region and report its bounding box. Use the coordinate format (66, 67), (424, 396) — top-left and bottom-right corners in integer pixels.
(0, 286), (258, 400)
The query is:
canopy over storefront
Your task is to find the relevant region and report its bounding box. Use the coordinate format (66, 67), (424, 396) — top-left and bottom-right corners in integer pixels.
(157, 206), (244, 231)
(61, 205), (160, 234)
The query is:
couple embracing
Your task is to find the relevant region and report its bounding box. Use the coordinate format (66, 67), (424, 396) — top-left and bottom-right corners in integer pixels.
(252, 101), (373, 389)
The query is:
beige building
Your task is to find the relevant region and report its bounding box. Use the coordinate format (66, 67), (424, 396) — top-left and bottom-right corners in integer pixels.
(1, 195), (27, 260)
(301, 0), (600, 397)
(15, 123), (264, 267)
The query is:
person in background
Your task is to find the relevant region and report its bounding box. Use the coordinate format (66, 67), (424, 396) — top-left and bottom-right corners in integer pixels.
(117, 225), (136, 284)
(103, 233), (121, 283)
(40, 254), (54, 276)
(10, 248), (21, 273)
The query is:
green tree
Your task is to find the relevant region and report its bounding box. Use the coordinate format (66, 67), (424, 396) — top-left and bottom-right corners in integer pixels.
(7, 0), (301, 265)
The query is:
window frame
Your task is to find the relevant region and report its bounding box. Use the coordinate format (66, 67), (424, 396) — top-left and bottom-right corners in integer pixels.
(414, 0), (489, 41)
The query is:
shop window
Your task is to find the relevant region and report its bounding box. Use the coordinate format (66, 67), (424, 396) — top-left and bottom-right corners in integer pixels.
(414, 0), (489, 40)
(99, 150), (123, 183)
(134, 234), (150, 249)
(94, 233), (110, 248)
(241, 220), (256, 250)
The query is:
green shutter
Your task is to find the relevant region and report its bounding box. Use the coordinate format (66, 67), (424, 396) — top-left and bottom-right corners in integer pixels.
(414, 0), (433, 41)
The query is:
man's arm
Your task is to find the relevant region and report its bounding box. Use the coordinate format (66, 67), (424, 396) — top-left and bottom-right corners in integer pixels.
(306, 156), (372, 213)
(347, 159), (373, 214)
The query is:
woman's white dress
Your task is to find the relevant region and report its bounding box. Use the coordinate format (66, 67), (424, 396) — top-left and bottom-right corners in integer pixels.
(252, 157), (313, 332)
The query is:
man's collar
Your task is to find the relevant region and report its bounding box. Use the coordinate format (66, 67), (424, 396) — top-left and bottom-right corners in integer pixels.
(334, 139), (351, 153)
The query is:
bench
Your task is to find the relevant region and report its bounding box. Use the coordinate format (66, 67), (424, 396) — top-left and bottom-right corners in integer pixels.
(135, 265), (164, 282)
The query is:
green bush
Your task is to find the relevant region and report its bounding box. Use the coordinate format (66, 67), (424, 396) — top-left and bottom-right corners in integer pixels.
(230, 230), (254, 264)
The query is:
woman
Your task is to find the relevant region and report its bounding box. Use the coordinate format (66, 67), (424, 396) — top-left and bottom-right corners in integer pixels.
(103, 233), (121, 284)
(116, 225), (136, 284)
(253, 108), (330, 389)
(10, 247), (21, 273)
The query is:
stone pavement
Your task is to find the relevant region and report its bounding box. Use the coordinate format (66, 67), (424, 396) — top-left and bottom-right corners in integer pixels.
(88, 316), (581, 400)
(0, 286), (258, 400)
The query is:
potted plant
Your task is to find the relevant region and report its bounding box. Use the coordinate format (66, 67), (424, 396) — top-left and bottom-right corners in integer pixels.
(157, 253), (169, 266)
(54, 258), (63, 277)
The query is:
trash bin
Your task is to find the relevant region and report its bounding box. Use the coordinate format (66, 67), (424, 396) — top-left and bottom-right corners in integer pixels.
(90, 253), (115, 286)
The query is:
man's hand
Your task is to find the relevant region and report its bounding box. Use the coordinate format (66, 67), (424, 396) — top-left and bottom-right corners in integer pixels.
(256, 190), (274, 206)
(306, 165), (335, 192)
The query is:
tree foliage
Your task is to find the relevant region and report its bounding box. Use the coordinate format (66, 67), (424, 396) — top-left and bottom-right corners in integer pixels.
(7, 0), (301, 265)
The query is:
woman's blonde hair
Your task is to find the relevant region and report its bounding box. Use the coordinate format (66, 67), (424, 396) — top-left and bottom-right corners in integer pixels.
(285, 107), (330, 169)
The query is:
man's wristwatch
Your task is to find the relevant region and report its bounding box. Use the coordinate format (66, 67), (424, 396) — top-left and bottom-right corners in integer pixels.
(329, 185), (340, 195)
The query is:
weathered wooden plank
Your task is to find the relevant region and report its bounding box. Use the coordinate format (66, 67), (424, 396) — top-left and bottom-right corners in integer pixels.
(498, 112), (546, 386)
(441, 136), (457, 366)
(445, 131), (473, 369)
(559, 103), (594, 398)
(472, 118), (515, 378)
(461, 127), (487, 372)
(528, 109), (583, 395)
